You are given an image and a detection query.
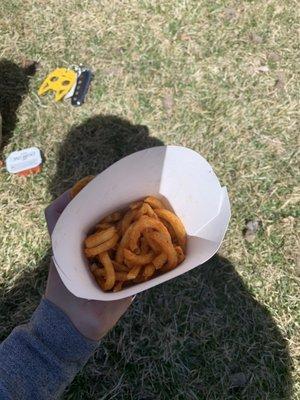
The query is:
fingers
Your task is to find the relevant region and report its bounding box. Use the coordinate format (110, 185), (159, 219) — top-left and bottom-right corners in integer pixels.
(45, 191), (71, 235)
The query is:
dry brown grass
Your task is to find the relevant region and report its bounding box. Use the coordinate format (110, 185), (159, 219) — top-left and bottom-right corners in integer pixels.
(0, 0), (299, 399)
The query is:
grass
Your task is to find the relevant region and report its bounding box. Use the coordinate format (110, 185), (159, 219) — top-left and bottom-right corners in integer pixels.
(0, 0), (299, 399)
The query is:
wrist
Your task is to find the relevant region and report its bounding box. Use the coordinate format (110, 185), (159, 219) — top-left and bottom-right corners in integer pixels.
(45, 261), (103, 340)
(46, 260), (132, 341)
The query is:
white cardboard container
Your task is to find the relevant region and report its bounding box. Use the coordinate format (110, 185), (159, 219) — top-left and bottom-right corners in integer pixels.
(52, 146), (231, 300)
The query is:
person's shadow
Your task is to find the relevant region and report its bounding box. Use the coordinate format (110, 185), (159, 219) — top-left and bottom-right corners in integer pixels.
(0, 115), (293, 399)
(0, 58), (37, 150)
(49, 115), (163, 198)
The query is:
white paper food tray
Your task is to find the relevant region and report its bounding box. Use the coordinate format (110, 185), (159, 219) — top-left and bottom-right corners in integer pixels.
(52, 146), (231, 300)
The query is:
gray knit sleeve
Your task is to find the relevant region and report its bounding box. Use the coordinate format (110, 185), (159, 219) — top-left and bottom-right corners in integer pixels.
(0, 298), (99, 399)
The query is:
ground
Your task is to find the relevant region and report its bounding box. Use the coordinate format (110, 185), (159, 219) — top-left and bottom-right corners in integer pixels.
(0, 1), (299, 399)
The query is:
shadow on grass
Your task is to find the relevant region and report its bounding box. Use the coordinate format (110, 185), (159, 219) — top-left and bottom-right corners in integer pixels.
(49, 114), (163, 198)
(0, 115), (161, 336)
(0, 251), (51, 339)
(0, 115), (293, 399)
(0, 58), (37, 150)
(63, 256), (293, 400)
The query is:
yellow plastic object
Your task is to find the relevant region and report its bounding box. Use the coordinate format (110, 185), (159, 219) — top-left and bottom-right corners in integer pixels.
(38, 68), (77, 101)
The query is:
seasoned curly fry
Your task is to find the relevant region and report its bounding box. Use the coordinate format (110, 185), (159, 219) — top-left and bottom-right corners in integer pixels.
(101, 211), (122, 223)
(85, 226), (116, 248)
(127, 264), (143, 280)
(116, 224), (134, 263)
(112, 260), (129, 272)
(129, 216), (171, 252)
(89, 263), (98, 273)
(84, 233), (119, 257)
(115, 271), (129, 281)
(140, 237), (150, 254)
(95, 276), (106, 290)
(133, 272), (146, 283)
(144, 196), (164, 209)
(71, 175), (94, 198)
(93, 268), (106, 278)
(121, 209), (136, 234)
(98, 252), (116, 290)
(113, 281), (124, 292)
(82, 194), (186, 292)
(161, 219), (177, 242)
(146, 231), (177, 270)
(143, 230), (161, 253)
(95, 222), (112, 231)
(175, 245), (185, 264)
(124, 248), (154, 265)
(135, 203), (157, 219)
(153, 253), (168, 269)
(143, 263), (156, 278)
(154, 208), (187, 249)
(130, 200), (143, 210)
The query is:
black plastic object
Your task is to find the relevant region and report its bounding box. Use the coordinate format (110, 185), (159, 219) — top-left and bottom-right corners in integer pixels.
(71, 69), (92, 106)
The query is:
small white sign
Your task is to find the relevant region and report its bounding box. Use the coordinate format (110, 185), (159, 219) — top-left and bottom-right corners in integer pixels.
(6, 147), (42, 174)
